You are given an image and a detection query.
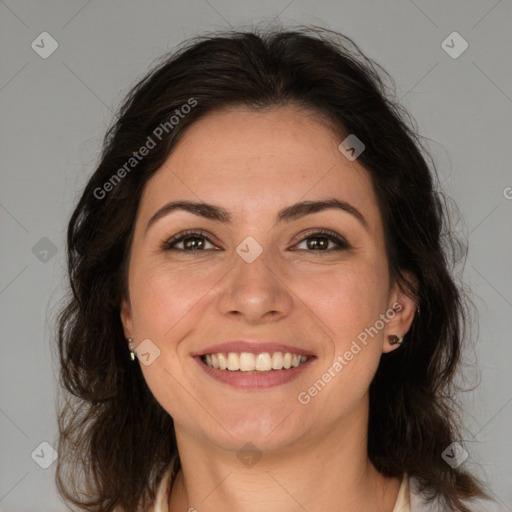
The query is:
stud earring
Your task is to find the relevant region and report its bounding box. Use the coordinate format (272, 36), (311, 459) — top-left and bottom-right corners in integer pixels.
(389, 335), (403, 345)
(128, 338), (136, 361)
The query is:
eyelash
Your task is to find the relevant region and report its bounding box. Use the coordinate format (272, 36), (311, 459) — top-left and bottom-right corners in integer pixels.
(161, 228), (350, 252)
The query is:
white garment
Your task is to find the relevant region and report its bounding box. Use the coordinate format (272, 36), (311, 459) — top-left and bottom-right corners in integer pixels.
(150, 462), (502, 512)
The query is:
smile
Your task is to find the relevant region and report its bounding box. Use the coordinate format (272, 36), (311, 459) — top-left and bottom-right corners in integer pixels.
(201, 351), (309, 372)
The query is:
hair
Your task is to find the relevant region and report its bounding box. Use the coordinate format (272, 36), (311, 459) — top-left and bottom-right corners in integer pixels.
(55, 25), (491, 512)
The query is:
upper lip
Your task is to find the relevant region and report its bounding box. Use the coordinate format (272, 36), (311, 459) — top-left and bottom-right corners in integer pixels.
(192, 340), (316, 357)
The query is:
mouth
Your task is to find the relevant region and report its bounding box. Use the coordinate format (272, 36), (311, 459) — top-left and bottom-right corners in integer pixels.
(200, 351), (310, 372)
(192, 341), (316, 389)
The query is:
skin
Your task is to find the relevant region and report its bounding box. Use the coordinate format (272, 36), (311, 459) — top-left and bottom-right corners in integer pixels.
(121, 105), (417, 511)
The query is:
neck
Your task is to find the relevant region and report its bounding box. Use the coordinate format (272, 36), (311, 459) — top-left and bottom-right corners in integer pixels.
(168, 399), (401, 512)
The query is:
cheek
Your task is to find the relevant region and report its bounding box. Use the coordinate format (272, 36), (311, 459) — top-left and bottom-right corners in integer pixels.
(297, 259), (389, 345)
(128, 262), (213, 419)
(129, 260), (218, 340)
(324, 264), (389, 393)
(295, 259), (389, 403)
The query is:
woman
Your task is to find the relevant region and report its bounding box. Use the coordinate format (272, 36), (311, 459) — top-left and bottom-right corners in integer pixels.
(56, 27), (500, 511)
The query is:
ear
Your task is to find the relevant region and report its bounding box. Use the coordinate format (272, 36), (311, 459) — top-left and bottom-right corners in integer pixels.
(382, 272), (418, 354)
(120, 297), (134, 344)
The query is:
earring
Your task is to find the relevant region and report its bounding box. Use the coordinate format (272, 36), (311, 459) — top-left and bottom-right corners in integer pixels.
(389, 335), (403, 345)
(128, 338), (136, 361)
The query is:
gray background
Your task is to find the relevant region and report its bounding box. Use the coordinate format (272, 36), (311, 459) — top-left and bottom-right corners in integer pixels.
(1, 1), (511, 511)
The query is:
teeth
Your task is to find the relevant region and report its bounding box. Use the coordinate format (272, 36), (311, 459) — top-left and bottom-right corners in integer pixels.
(239, 352), (255, 371)
(227, 352), (240, 371)
(218, 353), (228, 370)
(272, 352), (283, 369)
(255, 352), (272, 371)
(202, 351), (309, 372)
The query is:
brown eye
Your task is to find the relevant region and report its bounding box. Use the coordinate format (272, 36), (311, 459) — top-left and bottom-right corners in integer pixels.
(294, 230), (350, 251)
(304, 236), (330, 250)
(162, 231), (217, 251)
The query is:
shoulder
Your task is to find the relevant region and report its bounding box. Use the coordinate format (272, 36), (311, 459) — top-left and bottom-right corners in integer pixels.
(408, 475), (505, 512)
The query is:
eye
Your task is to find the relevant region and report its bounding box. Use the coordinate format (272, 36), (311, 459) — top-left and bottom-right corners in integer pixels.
(161, 228), (350, 253)
(162, 230), (218, 251)
(293, 229), (350, 252)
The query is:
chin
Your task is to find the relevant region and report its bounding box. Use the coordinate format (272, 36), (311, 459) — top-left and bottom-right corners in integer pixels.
(204, 408), (307, 453)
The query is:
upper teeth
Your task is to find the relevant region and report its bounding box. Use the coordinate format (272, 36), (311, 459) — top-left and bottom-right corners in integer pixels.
(203, 352), (308, 372)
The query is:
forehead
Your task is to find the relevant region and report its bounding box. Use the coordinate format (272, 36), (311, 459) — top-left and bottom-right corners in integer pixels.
(137, 105), (380, 231)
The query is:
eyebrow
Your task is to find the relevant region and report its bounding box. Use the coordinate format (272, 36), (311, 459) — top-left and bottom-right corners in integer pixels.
(144, 198), (369, 234)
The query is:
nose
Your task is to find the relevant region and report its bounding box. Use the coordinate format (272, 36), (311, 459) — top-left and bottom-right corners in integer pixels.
(216, 249), (294, 325)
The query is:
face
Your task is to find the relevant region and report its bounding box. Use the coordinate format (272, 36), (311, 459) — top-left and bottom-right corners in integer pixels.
(121, 105), (415, 453)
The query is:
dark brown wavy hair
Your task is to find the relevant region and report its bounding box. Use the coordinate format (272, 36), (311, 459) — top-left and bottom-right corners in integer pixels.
(55, 25), (492, 511)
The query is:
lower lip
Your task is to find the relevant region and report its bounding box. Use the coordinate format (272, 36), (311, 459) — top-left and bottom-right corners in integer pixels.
(194, 356), (315, 390)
